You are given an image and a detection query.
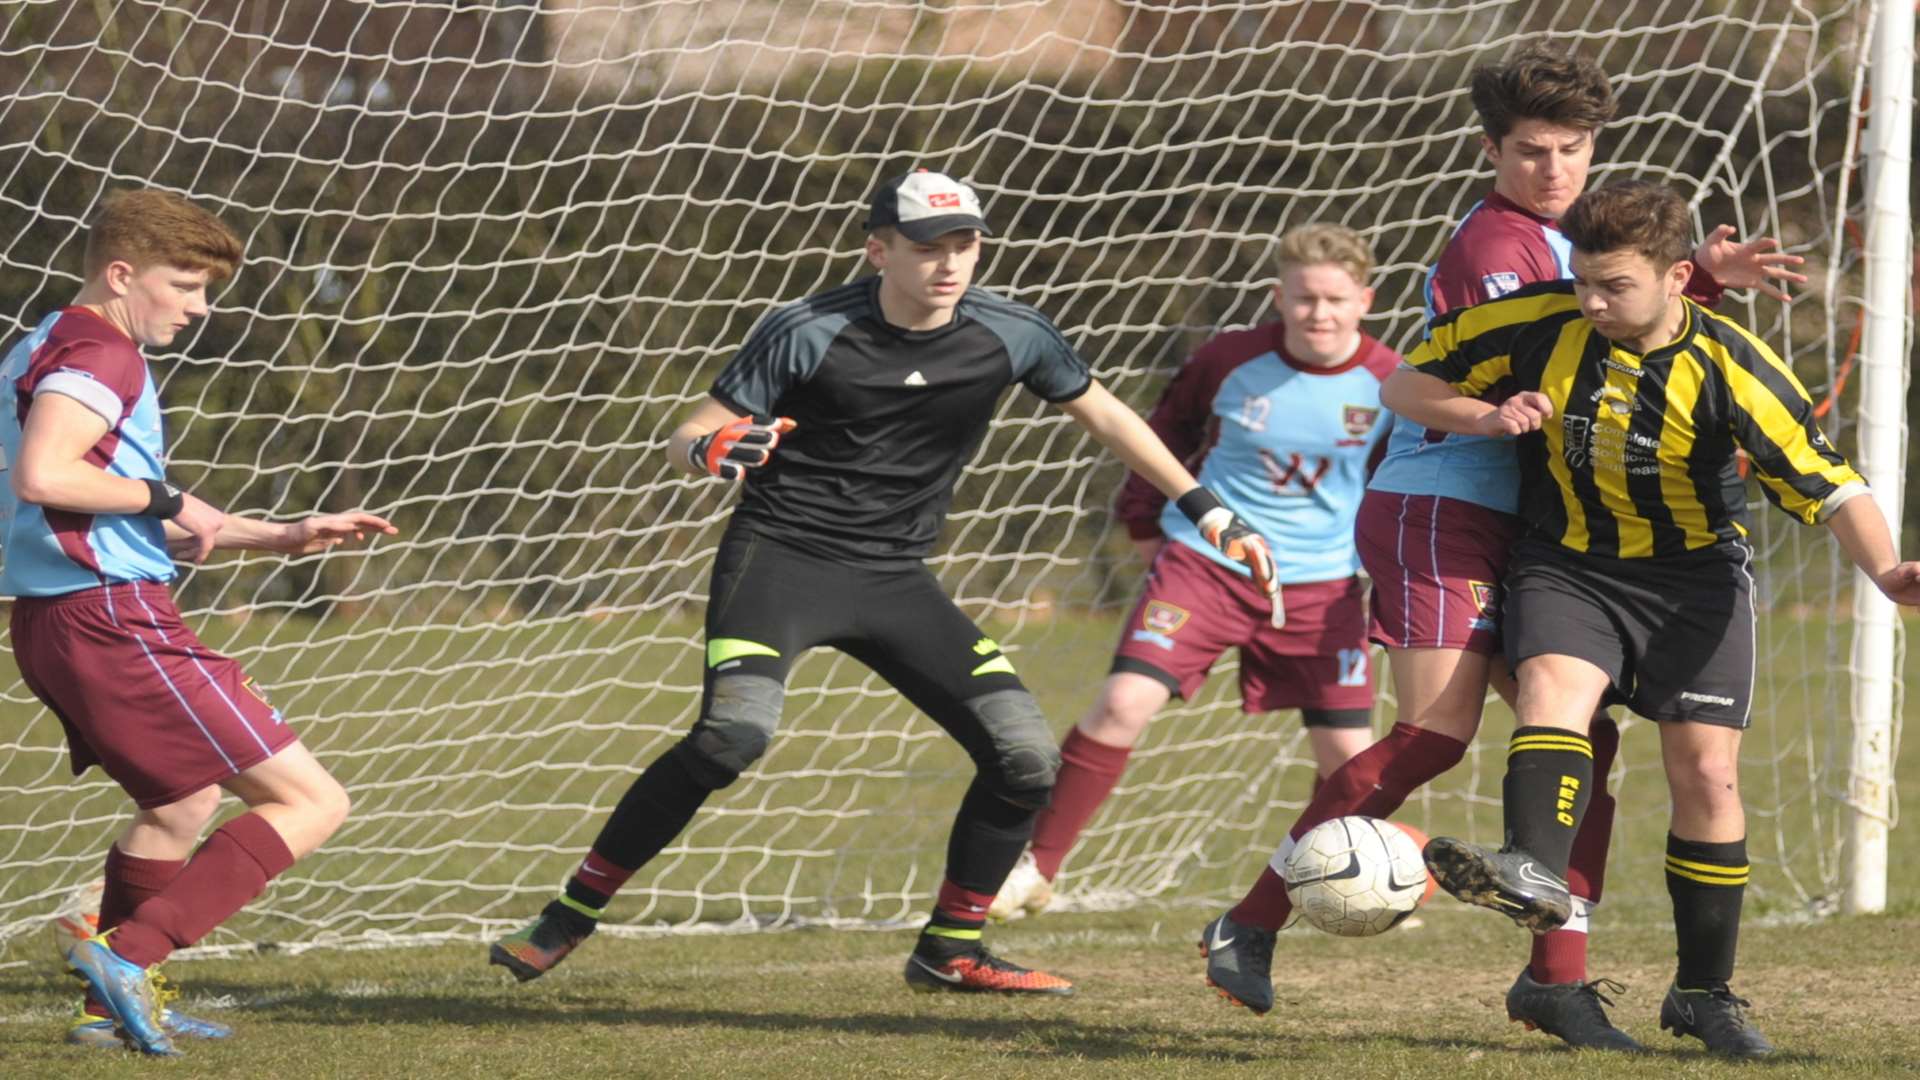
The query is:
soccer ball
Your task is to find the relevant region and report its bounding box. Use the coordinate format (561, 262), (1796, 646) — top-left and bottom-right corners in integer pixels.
(1281, 816), (1435, 937)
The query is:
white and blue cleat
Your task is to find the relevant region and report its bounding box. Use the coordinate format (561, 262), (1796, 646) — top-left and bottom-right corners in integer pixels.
(67, 1005), (232, 1050)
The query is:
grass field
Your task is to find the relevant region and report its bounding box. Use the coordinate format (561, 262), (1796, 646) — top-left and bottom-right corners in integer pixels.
(0, 599), (1913, 1075)
(3, 907), (1917, 1076)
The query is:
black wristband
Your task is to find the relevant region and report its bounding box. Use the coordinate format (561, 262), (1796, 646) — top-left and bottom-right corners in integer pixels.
(1175, 486), (1222, 525)
(142, 479), (185, 519)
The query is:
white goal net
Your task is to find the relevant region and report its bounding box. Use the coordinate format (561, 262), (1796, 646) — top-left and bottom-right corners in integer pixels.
(0, 0), (1901, 952)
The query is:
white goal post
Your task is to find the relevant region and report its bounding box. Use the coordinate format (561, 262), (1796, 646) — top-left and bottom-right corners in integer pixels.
(0, 1), (1906, 952)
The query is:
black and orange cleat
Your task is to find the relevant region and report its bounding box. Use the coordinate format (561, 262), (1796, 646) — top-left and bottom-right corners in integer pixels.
(903, 946), (1074, 995)
(1199, 913), (1276, 1015)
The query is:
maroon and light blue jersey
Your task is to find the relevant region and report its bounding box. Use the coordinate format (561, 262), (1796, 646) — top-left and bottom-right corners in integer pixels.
(0, 308), (174, 597)
(1369, 192), (1571, 513)
(1372, 190), (1726, 513)
(1116, 323), (1400, 583)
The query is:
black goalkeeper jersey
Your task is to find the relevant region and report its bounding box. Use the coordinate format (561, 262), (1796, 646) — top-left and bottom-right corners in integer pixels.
(709, 277), (1093, 566)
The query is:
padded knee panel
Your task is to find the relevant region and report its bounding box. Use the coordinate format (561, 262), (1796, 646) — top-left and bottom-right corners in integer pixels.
(681, 674), (784, 787)
(965, 689), (1060, 807)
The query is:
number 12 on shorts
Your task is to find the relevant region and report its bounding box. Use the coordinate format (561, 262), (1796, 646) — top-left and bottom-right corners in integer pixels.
(1337, 647), (1368, 687)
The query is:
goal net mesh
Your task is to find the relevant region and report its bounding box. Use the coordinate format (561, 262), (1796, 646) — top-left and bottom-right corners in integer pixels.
(0, 0), (1893, 951)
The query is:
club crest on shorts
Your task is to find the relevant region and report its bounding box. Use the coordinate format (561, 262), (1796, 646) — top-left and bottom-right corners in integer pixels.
(242, 677), (286, 725)
(1342, 404), (1380, 437)
(1468, 580), (1500, 633)
(1142, 600), (1189, 636)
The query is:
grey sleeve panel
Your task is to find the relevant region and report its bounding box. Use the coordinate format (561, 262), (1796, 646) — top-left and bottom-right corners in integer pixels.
(968, 290), (1093, 404)
(709, 301), (854, 417)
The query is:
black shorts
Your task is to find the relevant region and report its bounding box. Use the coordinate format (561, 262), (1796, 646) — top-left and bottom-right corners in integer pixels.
(704, 526), (1028, 746)
(1502, 539), (1754, 728)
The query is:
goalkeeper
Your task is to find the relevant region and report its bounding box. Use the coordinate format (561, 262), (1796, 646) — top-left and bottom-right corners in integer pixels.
(490, 169), (1277, 995)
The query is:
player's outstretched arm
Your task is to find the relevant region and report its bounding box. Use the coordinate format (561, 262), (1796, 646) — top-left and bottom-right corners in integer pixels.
(1823, 494), (1920, 606)
(667, 396), (795, 481)
(1693, 226), (1809, 303)
(1056, 380), (1199, 499)
(1057, 380), (1276, 599)
(177, 511), (398, 557)
(13, 393), (223, 560)
(1379, 367), (1553, 437)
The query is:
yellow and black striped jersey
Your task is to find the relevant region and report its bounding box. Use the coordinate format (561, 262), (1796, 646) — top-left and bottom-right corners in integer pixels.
(1404, 281), (1866, 560)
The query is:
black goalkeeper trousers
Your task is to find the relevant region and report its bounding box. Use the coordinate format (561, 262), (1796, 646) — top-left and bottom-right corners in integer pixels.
(585, 528), (1052, 896)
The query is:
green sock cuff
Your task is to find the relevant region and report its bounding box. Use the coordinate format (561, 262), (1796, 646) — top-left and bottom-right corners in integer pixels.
(921, 924), (982, 941)
(558, 893), (604, 921)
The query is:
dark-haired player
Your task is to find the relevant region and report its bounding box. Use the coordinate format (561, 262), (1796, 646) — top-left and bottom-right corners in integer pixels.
(1395, 179), (1919, 1059)
(1200, 45), (1804, 1050)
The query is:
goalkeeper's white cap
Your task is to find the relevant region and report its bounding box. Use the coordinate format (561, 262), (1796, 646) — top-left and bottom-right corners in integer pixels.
(865, 169), (991, 241)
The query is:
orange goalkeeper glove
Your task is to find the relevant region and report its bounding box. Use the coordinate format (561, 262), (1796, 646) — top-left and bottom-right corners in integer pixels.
(688, 416), (797, 481)
(1177, 487), (1278, 611)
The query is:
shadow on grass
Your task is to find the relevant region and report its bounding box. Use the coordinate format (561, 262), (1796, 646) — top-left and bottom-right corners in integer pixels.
(142, 981), (1596, 1064)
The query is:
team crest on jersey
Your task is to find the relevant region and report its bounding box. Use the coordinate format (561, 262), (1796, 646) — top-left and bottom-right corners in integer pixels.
(1481, 271), (1523, 298)
(1342, 404), (1380, 437)
(1142, 600), (1190, 636)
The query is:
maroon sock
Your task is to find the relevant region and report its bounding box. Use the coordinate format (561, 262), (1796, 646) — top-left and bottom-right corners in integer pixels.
(1228, 723), (1466, 930)
(1029, 727), (1131, 880)
(1532, 716), (1620, 984)
(108, 814), (295, 969)
(86, 846), (187, 1017)
(1564, 714), (1618, 903)
(1229, 867), (1296, 932)
(564, 850), (637, 910)
(924, 878), (996, 941)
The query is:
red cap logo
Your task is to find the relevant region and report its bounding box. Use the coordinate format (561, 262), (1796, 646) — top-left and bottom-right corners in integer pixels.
(927, 192), (962, 208)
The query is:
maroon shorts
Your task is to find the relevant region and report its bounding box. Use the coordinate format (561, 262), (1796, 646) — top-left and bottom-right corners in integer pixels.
(1355, 490), (1524, 654)
(1110, 541), (1373, 716)
(10, 582), (297, 809)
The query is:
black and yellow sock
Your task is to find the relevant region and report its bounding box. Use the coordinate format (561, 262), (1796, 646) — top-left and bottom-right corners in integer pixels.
(1666, 833), (1747, 992)
(1501, 726), (1593, 877)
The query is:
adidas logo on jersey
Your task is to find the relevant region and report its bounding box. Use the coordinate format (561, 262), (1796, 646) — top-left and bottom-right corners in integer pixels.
(904, 370), (927, 386)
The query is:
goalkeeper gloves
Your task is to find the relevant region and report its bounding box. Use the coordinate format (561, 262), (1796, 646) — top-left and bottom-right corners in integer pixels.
(1177, 487), (1279, 616)
(688, 416), (797, 481)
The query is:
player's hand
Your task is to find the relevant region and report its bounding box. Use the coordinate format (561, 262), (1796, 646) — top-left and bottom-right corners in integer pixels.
(1872, 562), (1920, 606)
(1472, 391), (1554, 437)
(1693, 226), (1808, 302)
(1176, 488), (1277, 607)
(279, 512), (399, 555)
(172, 492), (225, 564)
(688, 416), (797, 481)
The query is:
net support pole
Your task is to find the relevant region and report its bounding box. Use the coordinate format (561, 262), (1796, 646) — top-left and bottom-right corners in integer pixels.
(1843, 0), (1914, 916)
